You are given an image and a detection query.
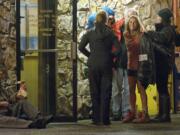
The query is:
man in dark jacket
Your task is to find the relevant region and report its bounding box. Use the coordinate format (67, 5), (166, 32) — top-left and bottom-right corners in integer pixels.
(79, 11), (119, 125)
(145, 8), (176, 122)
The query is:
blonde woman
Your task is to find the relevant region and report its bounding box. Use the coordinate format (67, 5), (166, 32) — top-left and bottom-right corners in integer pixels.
(122, 15), (149, 123)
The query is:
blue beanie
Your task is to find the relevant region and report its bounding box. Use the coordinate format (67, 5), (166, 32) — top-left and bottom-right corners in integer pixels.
(102, 6), (115, 16)
(85, 13), (97, 30)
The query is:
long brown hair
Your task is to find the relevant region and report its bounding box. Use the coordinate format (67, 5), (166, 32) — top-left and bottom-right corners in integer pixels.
(125, 16), (141, 35)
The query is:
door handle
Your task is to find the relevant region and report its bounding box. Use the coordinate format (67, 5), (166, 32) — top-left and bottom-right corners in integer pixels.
(22, 49), (60, 53)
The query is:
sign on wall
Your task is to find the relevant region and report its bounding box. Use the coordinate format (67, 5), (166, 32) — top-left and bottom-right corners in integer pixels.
(20, 1), (38, 50)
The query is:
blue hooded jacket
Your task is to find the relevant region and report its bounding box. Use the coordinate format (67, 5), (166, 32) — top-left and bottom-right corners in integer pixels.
(85, 13), (97, 30)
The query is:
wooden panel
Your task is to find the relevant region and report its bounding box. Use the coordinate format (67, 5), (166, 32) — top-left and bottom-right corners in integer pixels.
(21, 54), (39, 108)
(175, 0), (180, 32)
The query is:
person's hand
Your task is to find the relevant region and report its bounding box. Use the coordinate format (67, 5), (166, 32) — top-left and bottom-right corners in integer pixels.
(17, 89), (27, 99)
(140, 25), (147, 33)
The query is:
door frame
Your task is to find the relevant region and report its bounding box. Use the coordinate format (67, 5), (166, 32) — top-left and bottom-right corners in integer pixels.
(16, 0), (78, 122)
(16, 0), (21, 82)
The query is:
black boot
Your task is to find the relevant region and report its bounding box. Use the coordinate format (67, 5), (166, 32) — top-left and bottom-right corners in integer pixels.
(29, 118), (46, 129)
(152, 95), (163, 122)
(159, 95), (171, 122)
(29, 115), (53, 129)
(152, 95), (171, 123)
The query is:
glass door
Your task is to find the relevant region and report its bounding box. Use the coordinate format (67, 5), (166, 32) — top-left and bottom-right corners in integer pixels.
(19, 0), (78, 121)
(20, 0), (39, 108)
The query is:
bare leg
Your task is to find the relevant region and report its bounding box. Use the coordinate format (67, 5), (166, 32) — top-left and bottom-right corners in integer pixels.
(122, 76), (137, 123)
(132, 81), (149, 123)
(128, 76), (137, 114)
(137, 81), (148, 113)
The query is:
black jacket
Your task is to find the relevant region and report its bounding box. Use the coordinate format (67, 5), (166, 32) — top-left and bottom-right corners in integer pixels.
(137, 24), (176, 88)
(114, 24), (128, 69)
(79, 24), (120, 68)
(147, 24), (176, 71)
(137, 33), (156, 89)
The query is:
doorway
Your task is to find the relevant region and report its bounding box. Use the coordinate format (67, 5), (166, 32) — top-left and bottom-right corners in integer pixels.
(17, 0), (78, 121)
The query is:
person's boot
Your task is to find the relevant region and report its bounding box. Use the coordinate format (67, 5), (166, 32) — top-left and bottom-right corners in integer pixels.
(112, 112), (122, 121)
(122, 111), (135, 123)
(159, 95), (171, 122)
(133, 111), (150, 123)
(29, 118), (46, 129)
(29, 115), (53, 129)
(152, 95), (171, 123)
(152, 95), (163, 122)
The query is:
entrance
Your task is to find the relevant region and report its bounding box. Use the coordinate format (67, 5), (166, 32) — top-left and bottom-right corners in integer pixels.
(17, 0), (78, 122)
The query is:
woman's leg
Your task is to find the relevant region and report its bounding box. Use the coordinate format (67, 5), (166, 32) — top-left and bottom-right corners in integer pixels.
(132, 81), (150, 123)
(101, 68), (112, 125)
(137, 81), (148, 114)
(89, 67), (101, 124)
(122, 75), (137, 123)
(128, 76), (137, 114)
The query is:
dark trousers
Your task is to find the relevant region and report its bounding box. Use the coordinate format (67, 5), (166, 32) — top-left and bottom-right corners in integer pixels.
(88, 66), (112, 124)
(9, 99), (40, 121)
(156, 61), (171, 119)
(156, 64), (169, 96)
(155, 61), (171, 119)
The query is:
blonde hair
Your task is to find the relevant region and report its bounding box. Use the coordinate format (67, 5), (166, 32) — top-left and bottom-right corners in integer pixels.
(95, 11), (107, 24)
(125, 15), (142, 34)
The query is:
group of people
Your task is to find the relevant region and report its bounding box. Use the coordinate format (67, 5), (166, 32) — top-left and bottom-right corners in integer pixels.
(0, 6), (176, 129)
(79, 7), (176, 125)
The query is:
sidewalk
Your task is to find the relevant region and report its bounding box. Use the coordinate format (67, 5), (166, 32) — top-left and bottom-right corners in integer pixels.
(0, 114), (180, 135)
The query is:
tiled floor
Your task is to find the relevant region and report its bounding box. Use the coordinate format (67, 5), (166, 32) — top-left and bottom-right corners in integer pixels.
(1, 114), (180, 135)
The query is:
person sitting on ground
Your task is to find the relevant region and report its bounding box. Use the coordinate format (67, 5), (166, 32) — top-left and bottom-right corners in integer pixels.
(0, 66), (52, 128)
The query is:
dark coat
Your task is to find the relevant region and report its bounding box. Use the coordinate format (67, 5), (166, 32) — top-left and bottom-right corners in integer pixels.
(116, 36), (127, 69)
(137, 33), (156, 89)
(137, 24), (176, 88)
(147, 24), (176, 71)
(78, 23), (120, 69)
(115, 24), (128, 69)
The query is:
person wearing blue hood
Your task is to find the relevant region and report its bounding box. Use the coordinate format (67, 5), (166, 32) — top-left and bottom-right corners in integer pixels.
(78, 13), (97, 79)
(102, 6), (130, 121)
(85, 13), (97, 30)
(102, 6), (115, 17)
(79, 11), (120, 125)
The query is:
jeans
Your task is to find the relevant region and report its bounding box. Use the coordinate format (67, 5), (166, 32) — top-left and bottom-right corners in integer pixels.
(112, 68), (130, 118)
